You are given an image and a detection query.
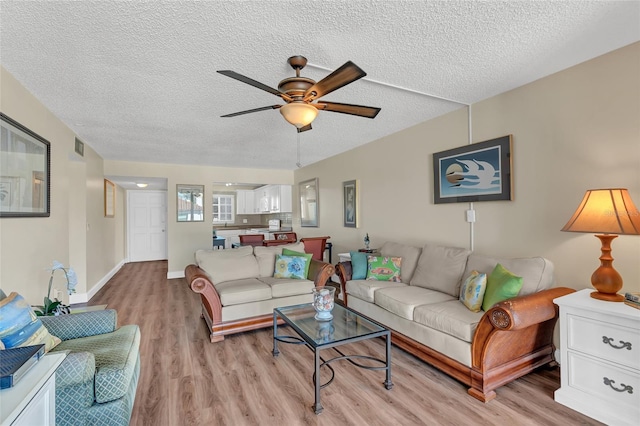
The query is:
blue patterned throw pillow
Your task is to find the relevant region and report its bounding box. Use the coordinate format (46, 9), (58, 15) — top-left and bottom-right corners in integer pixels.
(0, 292), (60, 352)
(273, 255), (309, 280)
(459, 270), (488, 312)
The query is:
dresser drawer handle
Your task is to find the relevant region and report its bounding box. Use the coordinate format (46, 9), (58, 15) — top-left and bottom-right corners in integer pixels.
(602, 336), (632, 350)
(603, 377), (633, 394)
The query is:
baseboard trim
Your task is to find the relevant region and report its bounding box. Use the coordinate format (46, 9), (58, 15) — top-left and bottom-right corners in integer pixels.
(69, 260), (125, 304)
(168, 270), (185, 279)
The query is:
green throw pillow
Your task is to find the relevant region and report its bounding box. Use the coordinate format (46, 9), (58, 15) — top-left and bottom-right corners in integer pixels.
(282, 248), (313, 278)
(481, 263), (524, 311)
(349, 251), (368, 280)
(459, 270), (488, 312)
(0, 292), (60, 352)
(366, 256), (402, 282)
(273, 255), (308, 280)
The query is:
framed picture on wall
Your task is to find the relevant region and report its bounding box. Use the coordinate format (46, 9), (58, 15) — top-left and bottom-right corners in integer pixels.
(343, 180), (359, 228)
(0, 113), (51, 218)
(432, 135), (513, 204)
(299, 178), (318, 227)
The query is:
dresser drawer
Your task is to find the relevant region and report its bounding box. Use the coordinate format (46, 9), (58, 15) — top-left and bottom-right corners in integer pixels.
(566, 351), (639, 412)
(568, 314), (639, 369)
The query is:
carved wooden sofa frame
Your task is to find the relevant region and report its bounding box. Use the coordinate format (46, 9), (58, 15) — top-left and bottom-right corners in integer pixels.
(186, 259), (334, 342)
(336, 261), (574, 402)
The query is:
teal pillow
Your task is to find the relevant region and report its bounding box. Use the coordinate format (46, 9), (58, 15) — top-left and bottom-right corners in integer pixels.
(0, 292), (60, 352)
(349, 251), (368, 280)
(459, 270), (487, 312)
(282, 248), (313, 278)
(481, 264), (524, 311)
(366, 256), (402, 282)
(273, 255), (308, 280)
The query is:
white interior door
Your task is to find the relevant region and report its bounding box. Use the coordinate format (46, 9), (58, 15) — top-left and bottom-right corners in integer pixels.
(127, 190), (167, 262)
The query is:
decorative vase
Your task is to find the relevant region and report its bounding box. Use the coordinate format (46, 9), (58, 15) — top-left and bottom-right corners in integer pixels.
(312, 286), (335, 321)
(364, 233), (370, 250)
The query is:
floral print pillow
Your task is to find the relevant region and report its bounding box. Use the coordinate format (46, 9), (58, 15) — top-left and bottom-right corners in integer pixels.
(366, 256), (402, 282)
(273, 255), (309, 280)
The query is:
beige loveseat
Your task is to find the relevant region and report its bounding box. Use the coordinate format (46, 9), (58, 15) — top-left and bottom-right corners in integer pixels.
(336, 241), (573, 402)
(186, 242), (335, 342)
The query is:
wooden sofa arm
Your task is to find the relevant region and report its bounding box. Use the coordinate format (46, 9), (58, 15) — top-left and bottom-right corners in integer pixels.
(309, 258), (335, 287)
(335, 261), (352, 304)
(481, 286), (575, 333)
(185, 264), (223, 327)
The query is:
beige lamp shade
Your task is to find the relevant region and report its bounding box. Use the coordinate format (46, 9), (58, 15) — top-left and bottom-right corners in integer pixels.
(561, 188), (640, 235)
(279, 102), (318, 128)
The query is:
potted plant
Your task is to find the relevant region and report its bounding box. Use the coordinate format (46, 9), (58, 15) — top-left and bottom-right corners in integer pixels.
(34, 260), (77, 316)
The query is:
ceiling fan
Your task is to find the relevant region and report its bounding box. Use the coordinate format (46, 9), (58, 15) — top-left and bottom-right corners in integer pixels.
(217, 56), (381, 132)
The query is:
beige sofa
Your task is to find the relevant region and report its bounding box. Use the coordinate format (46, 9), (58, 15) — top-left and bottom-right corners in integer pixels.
(336, 241), (573, 402)
(186, 242), (335, 342)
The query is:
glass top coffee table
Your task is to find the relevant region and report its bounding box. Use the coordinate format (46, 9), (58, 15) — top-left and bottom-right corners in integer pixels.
(273, 302), (393, 414)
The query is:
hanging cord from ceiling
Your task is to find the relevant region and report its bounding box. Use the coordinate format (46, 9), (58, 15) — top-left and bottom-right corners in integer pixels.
(296, 131), (302, 168)
(306, 62), (470, 106)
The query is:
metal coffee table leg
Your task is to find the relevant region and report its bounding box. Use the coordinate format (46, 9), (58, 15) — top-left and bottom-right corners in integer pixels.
(313, 349), (323, 414)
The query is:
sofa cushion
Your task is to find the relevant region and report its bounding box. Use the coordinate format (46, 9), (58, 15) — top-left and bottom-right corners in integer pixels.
(463, 254), (554, 296)
(53, 324), (140, 404)
(349, 251), (368, 280)
(259, 276), (315, 298)
(273, 255), (308, 280)
(459, 271), (487, 312)
(413, 300), (484, 343)
(375, 286), (455, 320)
(410, 244), (471, 297)
(254, 242), (306, 277)
(282, 248), (312, 278)
(366, 256), (402, 282)
(482, 263), (524, 311)
(215, 278), (272, 306)
(346, 280), (407, 303)
(380, 242), (422, 283)
(196, 246), (259, 284)
(0, 292), (60, 352)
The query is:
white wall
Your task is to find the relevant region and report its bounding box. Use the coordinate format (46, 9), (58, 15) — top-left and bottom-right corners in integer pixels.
(294, 42), (640, 294)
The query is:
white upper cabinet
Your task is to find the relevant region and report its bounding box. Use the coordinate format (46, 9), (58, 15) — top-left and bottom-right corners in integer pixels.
(236, 190), (256, 214)
(253, 185), (292, 213)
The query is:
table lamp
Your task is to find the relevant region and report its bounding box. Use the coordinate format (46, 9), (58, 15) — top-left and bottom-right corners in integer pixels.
(561, 188), (640, 302)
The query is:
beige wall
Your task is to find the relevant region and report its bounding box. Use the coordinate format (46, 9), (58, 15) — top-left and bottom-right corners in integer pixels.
(294, 42), (640, 294)
(104, 161), (293, 274)
(0, 67), (126, 303)
(2, 42), (638, 304)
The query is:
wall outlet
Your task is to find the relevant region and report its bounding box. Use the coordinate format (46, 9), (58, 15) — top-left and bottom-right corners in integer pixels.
(242, 219), (247, 223)
(54, 289), (62, 300)
(466, 209), (476, 223)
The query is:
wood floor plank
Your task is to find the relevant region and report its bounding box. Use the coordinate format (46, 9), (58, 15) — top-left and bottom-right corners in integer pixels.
(88, 261), (603, 426)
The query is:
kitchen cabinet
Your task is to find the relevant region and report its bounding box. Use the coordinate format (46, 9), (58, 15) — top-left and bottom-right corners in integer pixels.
(236, 190), (255, 215)
(254, 185), (292, 213)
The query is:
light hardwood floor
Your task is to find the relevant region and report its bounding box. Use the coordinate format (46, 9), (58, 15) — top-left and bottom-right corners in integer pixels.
(88, 261), (602, 426)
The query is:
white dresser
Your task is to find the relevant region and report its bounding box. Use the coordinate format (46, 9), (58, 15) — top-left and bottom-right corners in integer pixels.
(554, 289), (640, 425)
(0, 352), (66, 426)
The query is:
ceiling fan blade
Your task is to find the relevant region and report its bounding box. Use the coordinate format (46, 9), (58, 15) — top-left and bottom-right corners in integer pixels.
(314, 101), (381, 118)
(304, 61), (366, 101)
(217, 70), (292, 102)
(297, 124), (312, 133)
(221, 105), (281, 118)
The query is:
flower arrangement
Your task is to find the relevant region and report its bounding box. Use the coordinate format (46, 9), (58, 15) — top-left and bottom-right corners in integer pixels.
(34, 260), (77, 316)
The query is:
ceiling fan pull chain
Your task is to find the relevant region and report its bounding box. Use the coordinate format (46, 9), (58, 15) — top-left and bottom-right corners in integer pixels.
(296, 132), (302, 168)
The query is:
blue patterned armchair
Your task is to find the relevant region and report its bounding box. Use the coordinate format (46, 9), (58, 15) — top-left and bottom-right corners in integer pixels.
(40, 310), (140, 426)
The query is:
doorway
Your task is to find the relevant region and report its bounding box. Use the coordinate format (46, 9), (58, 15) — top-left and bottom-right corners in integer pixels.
(127, 190), (168, 262)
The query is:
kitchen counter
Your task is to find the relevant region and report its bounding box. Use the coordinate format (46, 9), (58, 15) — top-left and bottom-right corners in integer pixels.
(212, 225), (292, 232)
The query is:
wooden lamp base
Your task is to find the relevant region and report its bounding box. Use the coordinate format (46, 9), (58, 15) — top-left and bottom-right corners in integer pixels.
(590, 234), (624, 302)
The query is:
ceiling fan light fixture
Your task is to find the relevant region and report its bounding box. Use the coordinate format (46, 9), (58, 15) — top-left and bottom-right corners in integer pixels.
(279, 102), (318, 128)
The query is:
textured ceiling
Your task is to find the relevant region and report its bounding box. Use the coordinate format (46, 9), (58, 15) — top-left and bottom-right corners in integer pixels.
(1, 1), (639, 171)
